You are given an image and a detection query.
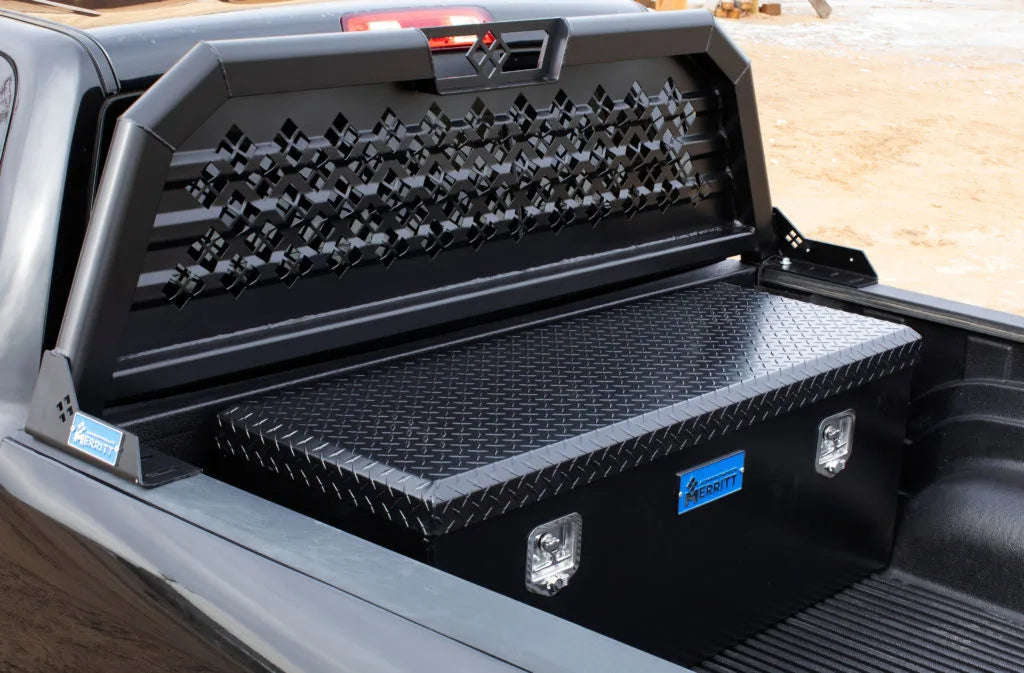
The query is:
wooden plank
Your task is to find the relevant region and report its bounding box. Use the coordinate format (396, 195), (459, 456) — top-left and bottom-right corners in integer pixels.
(808, 0), (832, 18)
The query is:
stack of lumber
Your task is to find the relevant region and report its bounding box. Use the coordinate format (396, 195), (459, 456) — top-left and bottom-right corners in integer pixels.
(713, 0), (782, 17)
(637, 0), (689, 9)
(714, 0), (751, 18)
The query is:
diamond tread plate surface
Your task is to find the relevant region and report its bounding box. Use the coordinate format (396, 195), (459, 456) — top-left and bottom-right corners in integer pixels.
(216, 283), (921, 534)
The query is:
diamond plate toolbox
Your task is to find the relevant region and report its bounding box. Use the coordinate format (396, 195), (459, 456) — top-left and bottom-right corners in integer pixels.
(215, 283), (921, 536)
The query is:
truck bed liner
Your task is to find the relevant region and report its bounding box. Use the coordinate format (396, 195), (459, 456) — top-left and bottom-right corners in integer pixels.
(696, 573), (1024, 673)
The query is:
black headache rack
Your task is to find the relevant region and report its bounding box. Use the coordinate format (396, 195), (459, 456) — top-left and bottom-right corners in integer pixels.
(26, 11), (775, 484)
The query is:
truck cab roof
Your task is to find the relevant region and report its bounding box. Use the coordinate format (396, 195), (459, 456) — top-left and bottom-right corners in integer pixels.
(2, 0), (645, 86)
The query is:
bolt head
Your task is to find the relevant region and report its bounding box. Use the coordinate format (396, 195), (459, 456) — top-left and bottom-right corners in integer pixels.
(825, 459), (847, 475)
(538, 533), (561, 553)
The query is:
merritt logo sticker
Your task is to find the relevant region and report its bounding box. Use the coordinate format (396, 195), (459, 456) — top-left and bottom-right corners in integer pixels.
(66, 412), (123, 467)
(677, 451), (745, 515)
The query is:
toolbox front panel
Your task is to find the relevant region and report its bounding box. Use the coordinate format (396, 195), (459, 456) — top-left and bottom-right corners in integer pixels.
(430, 376), (910, 665)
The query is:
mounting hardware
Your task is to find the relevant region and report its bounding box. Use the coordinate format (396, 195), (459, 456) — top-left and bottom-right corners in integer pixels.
(24, 350), (199, 488)
(816, 410), (855, 477)
(765, 208), (878, 289)
(538, 532), (562, 553)
(526, 513), (582, 596)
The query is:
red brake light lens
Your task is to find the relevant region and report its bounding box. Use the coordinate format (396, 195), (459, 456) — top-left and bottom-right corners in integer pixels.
(341, 7), (495, 51)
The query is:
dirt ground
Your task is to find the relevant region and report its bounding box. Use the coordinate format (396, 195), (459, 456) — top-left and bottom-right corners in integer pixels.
(725, 0), (1024, 315)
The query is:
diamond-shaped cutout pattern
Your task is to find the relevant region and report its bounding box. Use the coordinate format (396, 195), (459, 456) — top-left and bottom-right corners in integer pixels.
(221, 254), (259, 298)
(162, 264), (205, 309)
(166, 78), (729, 308)
(56, 395), (74, 425)
(465, 33), (508, 79)
(187, 230), (228, 272)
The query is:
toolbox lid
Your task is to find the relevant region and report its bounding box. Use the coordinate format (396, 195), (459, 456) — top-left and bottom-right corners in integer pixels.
(54, 11), (775, 411)
(216, 283), (920, 535)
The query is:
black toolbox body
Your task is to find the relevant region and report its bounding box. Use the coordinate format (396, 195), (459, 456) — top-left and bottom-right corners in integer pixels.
(216, 282), (920, 664)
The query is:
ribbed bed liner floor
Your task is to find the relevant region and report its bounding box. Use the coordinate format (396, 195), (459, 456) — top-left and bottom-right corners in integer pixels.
(695, 574), (1024, 673)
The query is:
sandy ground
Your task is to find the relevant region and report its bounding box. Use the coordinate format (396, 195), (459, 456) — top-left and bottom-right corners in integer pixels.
(723, 0), (1024, 315)
(6, 0), (1023, 313)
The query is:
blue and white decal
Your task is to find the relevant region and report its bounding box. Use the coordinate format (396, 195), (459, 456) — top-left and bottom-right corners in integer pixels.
(66, 412), (123, 467)
(678, 451), (745, 515)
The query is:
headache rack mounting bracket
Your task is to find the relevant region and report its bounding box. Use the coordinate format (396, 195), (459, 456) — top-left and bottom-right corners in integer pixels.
(23, 350), (199, 487)
(761, 208), (878, 288)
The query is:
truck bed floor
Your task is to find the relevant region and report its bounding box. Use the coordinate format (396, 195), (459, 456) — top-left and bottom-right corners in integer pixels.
(695, 574), (1024, 673)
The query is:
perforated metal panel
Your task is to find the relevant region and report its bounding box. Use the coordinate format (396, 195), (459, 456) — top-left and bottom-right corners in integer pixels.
(160, 78), (728, 309)
(216, 283), (921, 534)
